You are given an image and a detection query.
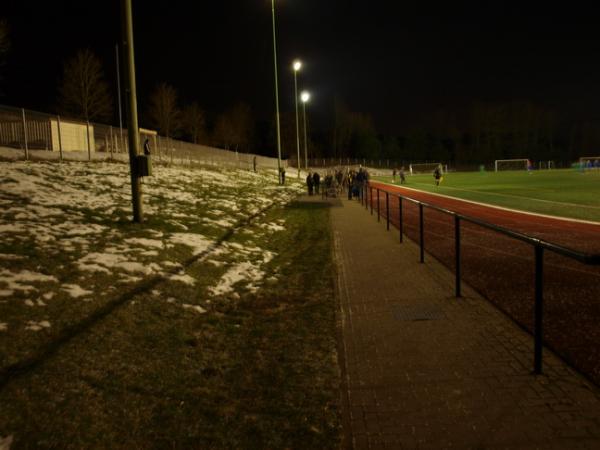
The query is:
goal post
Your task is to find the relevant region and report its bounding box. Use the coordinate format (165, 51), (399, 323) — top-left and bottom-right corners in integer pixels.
(494, 159), (529, 172)
(409, 162), (442, 175)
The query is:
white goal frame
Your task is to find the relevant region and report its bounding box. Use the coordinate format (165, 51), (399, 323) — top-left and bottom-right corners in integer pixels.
(494, 159), (529, 172)
(409, 162), (443, 175)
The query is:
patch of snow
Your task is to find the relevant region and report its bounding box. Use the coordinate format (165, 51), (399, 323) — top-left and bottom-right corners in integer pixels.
(25, 320), (51, 331)
(62, 284), (93, 298)
(0, 253), (26, 260)
(182, 304), (207, 314)
(169, 273), (196, 286)
(124, 237), (164, 249)
(169, 233), (213, 255)
(0, 290), (13, 297)
(0, 269), (58, 292)
(209, 262), (265, 296)
(261, 222), (286, 232)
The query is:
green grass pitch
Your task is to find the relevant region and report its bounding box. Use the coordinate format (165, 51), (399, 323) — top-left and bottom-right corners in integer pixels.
(374, 169), (600, 222)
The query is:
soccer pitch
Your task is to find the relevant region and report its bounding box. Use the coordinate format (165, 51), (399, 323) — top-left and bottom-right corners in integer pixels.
(374, 169), (600, 222)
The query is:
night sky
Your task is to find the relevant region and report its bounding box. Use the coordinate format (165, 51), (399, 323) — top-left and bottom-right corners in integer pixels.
(2, 1), (600, 133)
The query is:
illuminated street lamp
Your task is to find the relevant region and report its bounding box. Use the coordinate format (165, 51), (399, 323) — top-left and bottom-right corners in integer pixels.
(271, 0), (283, 184)
(301, 91), (310, 170)
(293, 60), (302, 178)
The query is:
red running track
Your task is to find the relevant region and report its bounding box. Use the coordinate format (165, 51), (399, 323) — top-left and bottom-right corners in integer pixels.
(370, 181), (600, 254)
(366, 181), (600, 385)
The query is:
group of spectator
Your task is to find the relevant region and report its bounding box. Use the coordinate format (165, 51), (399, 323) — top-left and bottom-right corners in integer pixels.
(305, 167), (370, 199)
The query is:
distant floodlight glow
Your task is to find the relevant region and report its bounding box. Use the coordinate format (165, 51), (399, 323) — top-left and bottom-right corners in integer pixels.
(301, 91), (310, 103)
(293, 60), (302, 71)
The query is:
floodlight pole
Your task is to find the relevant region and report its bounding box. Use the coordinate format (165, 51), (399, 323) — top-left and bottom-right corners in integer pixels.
(271, 0), (283, 184)
(121, 0), (143, 222)
(293, 63), (301, 178)
(302, 100), (308, 170)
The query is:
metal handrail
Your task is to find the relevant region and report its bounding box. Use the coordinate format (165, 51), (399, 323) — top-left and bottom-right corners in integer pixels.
(363, 182), (600, 375)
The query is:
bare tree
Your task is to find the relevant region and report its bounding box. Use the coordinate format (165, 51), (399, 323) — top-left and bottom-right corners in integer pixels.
(229, 102), (253, 152)
(58, 48), (112, 122)
(213, 102), (254, 151)
(181, 102), (206, 144)
(213, 111), (234, 150)
(0, 19), (9, 67)
(0, 19), (9, 92)
(148, 82), (180, 138)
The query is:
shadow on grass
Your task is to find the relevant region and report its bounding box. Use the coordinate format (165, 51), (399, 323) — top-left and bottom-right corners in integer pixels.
(0, 200), (280, 390)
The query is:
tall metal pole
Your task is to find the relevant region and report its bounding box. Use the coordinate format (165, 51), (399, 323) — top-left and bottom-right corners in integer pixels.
(294, 66), (301, 178)
(302, 101), (308, 171)
(115, 44), (124, 153)
(121, 0), (142, 222)
(271, 0), (283, 184)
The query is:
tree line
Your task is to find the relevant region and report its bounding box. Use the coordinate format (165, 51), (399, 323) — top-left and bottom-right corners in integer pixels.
(1, 29), (597, 165)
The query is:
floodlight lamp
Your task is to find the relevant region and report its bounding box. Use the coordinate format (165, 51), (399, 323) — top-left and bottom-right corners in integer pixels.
(293, 60), (302, 71)
(301, 91), (310, 103)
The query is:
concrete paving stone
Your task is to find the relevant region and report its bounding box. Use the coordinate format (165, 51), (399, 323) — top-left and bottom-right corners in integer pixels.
(329, 197), (600, 449)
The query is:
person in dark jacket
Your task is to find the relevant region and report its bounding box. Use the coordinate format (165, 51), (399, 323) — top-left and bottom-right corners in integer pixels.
(306, 172), (314, 195)
(313, 172), (321, 194)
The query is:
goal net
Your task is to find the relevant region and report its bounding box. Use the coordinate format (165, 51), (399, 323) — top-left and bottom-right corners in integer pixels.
(409, 162), (442, 174)
(579, 156), (600, 169)
(494, 159), (529, 172)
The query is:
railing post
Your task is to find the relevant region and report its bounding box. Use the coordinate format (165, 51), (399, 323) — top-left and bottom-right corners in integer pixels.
(386, 191), (390, 230)
(21, 108), (29, 160)
(398, 196), (403, 243)
(86, 121), (92, 161)
(370, 186), (373, 215)
(534, 245), (544, 374)
(419, 203), (424, 263)
(377, 188), (380, 222)
(455, 215), (461, 298)
(364, 185), (368, 209)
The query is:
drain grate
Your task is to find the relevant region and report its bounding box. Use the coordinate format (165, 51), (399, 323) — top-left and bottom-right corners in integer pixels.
(392, 304), (445, 321)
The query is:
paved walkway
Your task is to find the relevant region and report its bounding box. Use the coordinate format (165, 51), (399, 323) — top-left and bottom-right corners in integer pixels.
(330, 196), (600, 449)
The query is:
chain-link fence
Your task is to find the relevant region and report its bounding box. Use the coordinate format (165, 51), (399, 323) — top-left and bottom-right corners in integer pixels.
(0, 104), (284, 170)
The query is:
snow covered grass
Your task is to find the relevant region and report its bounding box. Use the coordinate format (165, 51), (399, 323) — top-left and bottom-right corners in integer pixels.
(0, 160), (340, 448)
(0, 160), (302, 366)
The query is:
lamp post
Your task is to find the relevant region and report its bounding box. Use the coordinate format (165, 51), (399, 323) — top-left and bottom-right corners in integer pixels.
(301, 91), (310, 171)
(293, 60), (302, 178)
(271, 0), (283, 184)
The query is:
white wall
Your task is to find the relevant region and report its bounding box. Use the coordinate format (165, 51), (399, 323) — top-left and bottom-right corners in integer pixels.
(50, 119), (95, 152)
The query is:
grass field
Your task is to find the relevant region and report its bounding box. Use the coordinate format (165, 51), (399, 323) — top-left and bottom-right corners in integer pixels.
(374, 168), (600, 222)
(0, 161), (341, 448)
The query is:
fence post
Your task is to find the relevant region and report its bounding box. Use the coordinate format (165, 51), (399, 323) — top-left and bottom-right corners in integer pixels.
(57, 115), (63, 162)
(21, 108), (29, 160)
(109, 126), (114, 160)
(534, 245), (544, 374)
(86, 121), (91, 161)
(364, 184), (368, 209)
(398, 196), (403, 243)
(386, 191), (390, 230)
(455, 215), (461, 298)
(370, 186), (373, 215)
(419, 203), (424, 263)
(376, 189), (380, 222)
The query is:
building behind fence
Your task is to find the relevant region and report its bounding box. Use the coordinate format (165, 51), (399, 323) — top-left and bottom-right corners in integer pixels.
(0, 104), (285, 170)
